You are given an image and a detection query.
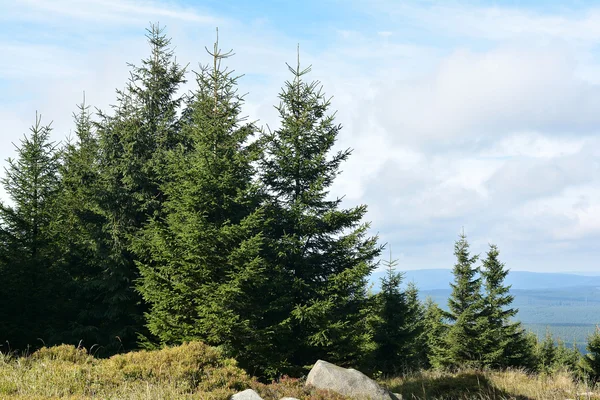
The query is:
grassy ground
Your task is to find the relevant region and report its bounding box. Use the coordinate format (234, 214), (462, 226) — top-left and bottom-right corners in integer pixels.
(0, 342), (598, 399)
(0, 342), (343, 400)
(381, 369), (599, 400)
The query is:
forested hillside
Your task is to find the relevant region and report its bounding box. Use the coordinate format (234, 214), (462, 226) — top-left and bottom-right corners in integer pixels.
(388, 269), (600, 291)
(1, 25), (600, 386)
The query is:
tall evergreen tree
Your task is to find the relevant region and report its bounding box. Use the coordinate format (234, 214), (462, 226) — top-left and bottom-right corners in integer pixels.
(95, 24), (187, 351)
(259, 54), (382, 376)
(0, 114), (62, 350)
(134, 34), (267, 367)
(372, 251), (410, 374)
(53, 97), (107, 347)
(581, 327), (600, 382)
(443, 232), (484, 368)
(480, 244), (531, 369)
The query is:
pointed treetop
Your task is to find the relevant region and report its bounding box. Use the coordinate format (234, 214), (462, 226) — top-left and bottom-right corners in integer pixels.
(204, 27), (235, 113)
(286, 44), (311, 78)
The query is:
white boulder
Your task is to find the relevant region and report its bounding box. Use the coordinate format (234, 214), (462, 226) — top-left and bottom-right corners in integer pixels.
(305, 359), (399, 400)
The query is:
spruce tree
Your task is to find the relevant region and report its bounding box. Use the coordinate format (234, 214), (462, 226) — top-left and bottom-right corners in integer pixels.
(444, 232), (484, 368)
(372, 251), (409, 374)
(502, 326), (537, 370)
(480, 244), (531, 369)
(524, 331), (541, 370)
(423, 297), (449, 369)
(405, 282), (427, 369)
(0, 113), (62, 350)
(537, 329), (556, 373)
(53, 98), (107, 347)
(95, 24), (186, 351)
(582, 327), (600, 382)
(370, 266), (426, 374)
(134, 34), (267, 368)
(259, 54), (382, 376)
(554, 338), (580, 372)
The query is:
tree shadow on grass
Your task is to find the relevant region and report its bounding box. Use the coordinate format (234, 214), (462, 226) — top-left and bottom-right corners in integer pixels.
(384, 371), (534, 400)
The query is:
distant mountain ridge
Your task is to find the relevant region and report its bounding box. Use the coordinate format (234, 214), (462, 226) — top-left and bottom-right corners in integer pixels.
(370, 269), (600, 291)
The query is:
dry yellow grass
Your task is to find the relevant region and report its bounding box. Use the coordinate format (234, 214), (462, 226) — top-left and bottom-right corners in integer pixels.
(381, 368), (600, 400)
(1, 343), (599, 400)
(0, 343), (343, 399)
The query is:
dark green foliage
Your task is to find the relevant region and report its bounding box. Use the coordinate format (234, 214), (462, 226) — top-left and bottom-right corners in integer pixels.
(371, 251), (410, 374)
(440, 233), (484, 369)
(554, 338), (580, 372)
(134, 35), (267, 369)
(258, 56), (382, 377)
(501, 326), (537, 371)
(581, 327), (600, 382)
(524, 330), (541, 367)
(480, 244), (533, 369)
(53, 98), (109, 347)
(94, 24), (187, 351)
(427, 240), (536, 371)
(0, 114), (62, 350)
(536, 329), (556, 373)
(423, 297), (449, 369)
(528, 329), (581, 374)
(404, 282), (427, 369)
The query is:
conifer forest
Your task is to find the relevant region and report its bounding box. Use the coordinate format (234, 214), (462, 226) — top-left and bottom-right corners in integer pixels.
(1, 24), (600, 395)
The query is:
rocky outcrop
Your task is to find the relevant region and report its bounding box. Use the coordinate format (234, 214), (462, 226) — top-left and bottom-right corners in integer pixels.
(305, 359), (400, 400)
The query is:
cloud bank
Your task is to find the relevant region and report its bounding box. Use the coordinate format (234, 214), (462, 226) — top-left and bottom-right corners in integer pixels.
(2, 0), (600, 273)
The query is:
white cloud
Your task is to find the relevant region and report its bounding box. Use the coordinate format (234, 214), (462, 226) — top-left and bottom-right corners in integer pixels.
(2, 0), (600, 273)
(378, 2), (600, 43)
(372, 46), (600, 147)
(0, 43), (85, 79)
(481, 132), (588, 159)
(515, 186), (600, 241)
(485, 152), (598, 203)
(5, 0), (222, 25)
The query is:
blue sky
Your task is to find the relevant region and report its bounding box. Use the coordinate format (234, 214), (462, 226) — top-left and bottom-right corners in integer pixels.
(2, 0), (600, 274)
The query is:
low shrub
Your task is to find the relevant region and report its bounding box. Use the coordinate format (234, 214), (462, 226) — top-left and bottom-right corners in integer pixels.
(252, 375), (347, 400)
(31, 344), (92, 364)
(0, 341), (251, 399)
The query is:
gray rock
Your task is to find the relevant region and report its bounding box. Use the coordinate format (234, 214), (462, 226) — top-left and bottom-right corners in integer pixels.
(231, 389), (264, 400)
(305, 359), (398, 400)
